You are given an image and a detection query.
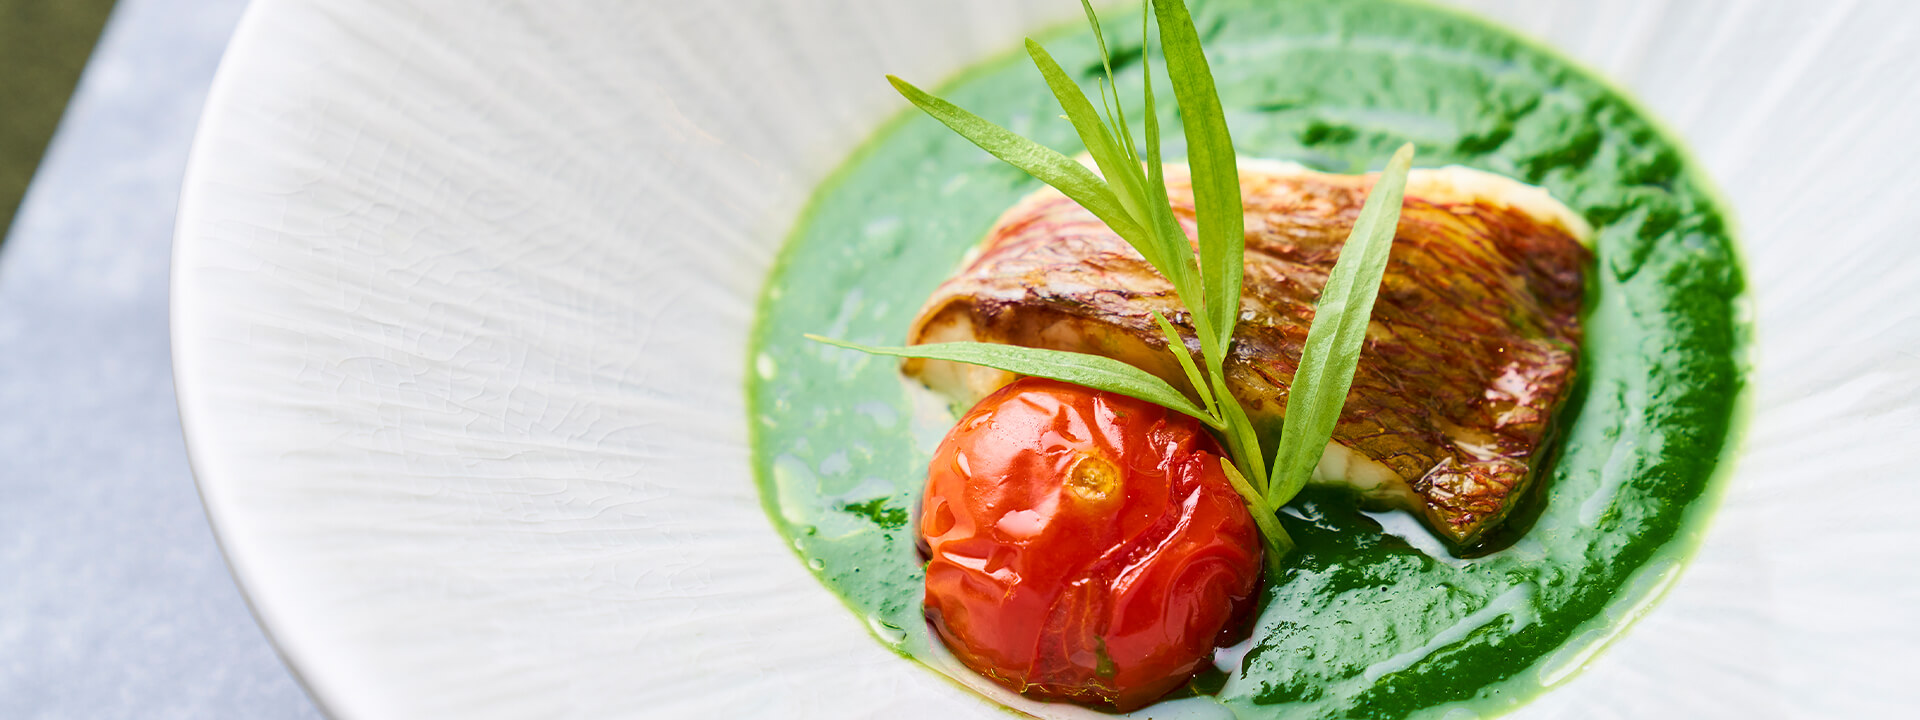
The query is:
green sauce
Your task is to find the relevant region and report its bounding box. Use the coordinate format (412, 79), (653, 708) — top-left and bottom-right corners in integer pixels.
(747, 0), (1748, 717)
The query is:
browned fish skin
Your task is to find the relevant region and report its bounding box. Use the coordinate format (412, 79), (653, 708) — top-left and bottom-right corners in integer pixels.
(905, 165), (1590, 547)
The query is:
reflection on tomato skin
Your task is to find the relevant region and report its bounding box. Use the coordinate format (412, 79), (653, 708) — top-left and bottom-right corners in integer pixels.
(919, 377), (1264, 711)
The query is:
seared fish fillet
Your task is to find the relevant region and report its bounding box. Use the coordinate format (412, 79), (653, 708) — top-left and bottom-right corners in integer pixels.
(905, 161), (1591, 547)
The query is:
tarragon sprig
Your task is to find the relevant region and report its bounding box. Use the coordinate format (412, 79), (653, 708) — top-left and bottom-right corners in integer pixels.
(812, 0), (1412, 569)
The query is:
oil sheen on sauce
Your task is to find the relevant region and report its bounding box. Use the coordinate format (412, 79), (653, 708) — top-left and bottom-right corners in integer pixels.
(746, 0), (1748, 717)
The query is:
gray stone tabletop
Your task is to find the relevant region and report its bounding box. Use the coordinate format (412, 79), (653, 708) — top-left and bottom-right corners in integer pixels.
(0, 0), (321, 716)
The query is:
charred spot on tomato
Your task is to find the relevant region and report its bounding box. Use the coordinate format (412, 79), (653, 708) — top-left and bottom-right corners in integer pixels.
(919, 377), (1264, 711)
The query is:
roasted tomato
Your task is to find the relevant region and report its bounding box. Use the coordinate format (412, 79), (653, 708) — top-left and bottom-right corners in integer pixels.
(918, 377), (1264, 711)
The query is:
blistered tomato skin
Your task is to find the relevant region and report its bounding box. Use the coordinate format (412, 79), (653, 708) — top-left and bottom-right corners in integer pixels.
(919, 377), (1264, 711)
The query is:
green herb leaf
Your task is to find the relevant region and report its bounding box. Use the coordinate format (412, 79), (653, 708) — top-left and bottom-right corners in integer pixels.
(887, 75), (1148, 247)
(1214, 371), (1268, 490)
(1153, 0), (1245, 358)
(1135, 28), (1216, 363)
(1267, 142), (1415, 504)
(1150, 310), (1217, 416)
(1076, 0), (1136, 161)
(1023, 40), (1165, 272)
(1029, 30), (1205, 332)
(1219, 459), (1293, 576)
(805, 335), (1221, 430)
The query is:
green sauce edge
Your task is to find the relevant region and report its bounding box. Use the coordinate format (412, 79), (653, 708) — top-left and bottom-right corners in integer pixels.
(745, 1), (1753, 717)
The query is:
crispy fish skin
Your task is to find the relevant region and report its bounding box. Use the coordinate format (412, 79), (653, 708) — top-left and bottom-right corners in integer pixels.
(905, 162), (1591, 547)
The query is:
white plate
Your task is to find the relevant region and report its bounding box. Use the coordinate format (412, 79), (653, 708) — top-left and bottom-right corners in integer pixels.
(173, 1), (1920, 718)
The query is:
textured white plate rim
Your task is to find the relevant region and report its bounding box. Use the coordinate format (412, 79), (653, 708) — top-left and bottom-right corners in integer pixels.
(170, 0), (337, 715)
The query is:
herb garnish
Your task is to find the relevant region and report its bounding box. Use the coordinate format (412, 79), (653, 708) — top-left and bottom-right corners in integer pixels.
(812, 0), (1411, 568)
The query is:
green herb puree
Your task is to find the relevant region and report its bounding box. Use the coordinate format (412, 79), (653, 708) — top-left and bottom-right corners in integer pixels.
(747, 0), (1748, 717)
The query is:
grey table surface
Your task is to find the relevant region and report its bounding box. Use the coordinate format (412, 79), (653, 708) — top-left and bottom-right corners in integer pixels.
(0, 0), (323, 716)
